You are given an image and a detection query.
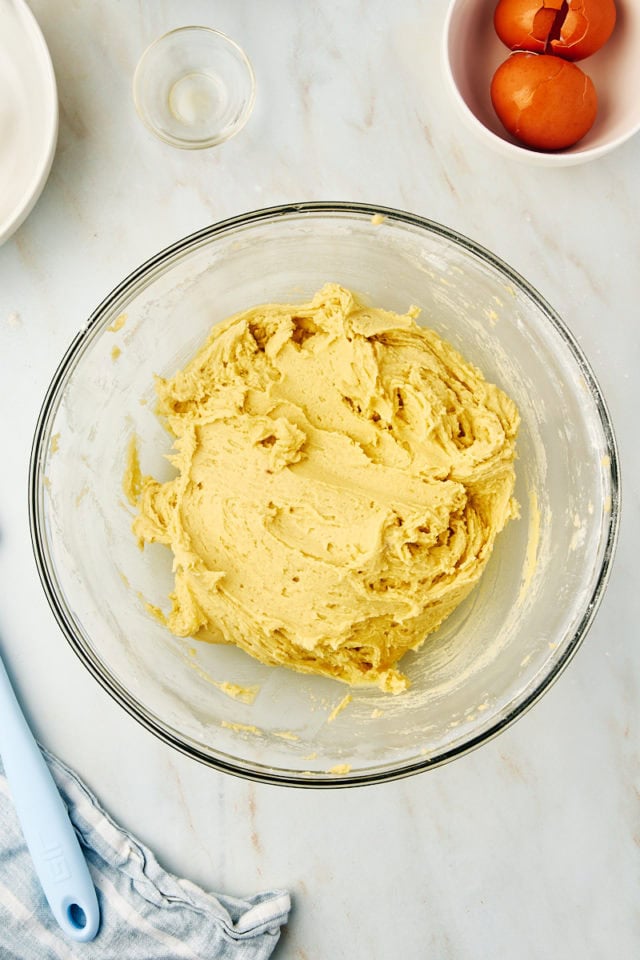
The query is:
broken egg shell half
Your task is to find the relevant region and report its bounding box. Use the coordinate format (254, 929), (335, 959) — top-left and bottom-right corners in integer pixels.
(494, 0), (617, 62)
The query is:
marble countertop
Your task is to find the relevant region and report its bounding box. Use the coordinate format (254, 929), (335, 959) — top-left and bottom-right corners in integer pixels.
(1, 1), (638, 956)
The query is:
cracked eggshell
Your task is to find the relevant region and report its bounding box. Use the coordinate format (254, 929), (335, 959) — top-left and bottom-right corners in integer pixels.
(443, 0), (640, 164)
(494, 0), (617, 62)
(490, 52), (597, 150)
(494, 0), (563, 55)
(550, 0), (617, 61)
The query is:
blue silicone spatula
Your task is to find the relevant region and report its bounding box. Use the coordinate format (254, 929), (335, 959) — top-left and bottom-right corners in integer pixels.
(0, 650), (100, 941)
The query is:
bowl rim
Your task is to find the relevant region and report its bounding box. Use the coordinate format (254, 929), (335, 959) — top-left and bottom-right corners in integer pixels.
(441, 0), (640, 166)
(28, 201), (621, 787)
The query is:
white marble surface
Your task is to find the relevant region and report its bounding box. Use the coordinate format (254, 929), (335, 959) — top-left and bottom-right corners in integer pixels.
(1, 1), (638, 957)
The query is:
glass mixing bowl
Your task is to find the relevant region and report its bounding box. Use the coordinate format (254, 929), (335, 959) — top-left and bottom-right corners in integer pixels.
(29, 203), (619, 787)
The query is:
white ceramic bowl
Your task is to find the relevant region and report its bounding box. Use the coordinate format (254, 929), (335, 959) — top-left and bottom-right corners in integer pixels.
(0, 0), (58, 244)
(443, 0), (640, 165)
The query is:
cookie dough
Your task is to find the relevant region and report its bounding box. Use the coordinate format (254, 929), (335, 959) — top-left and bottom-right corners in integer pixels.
(125, 284), (519, 693)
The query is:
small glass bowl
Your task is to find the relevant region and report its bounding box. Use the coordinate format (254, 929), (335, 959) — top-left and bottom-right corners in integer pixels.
(133, 26), (256, 150)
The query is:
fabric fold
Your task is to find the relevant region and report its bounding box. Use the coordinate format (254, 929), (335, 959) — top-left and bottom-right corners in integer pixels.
(0, 749), (290, 959)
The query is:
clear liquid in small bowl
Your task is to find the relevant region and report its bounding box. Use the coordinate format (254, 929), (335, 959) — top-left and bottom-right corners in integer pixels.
(168, 72), (229, 134)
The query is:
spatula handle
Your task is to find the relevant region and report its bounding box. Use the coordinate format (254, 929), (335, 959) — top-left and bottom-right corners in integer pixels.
(0, 653), (100, 941)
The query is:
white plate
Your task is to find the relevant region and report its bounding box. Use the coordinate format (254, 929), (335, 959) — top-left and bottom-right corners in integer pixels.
(0, 0), (58, 245)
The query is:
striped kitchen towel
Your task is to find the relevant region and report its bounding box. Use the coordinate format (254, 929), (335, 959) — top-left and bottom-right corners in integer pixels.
(0, 750), (290, 959)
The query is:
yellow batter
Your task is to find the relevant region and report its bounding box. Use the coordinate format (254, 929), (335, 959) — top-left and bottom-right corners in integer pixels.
(125, 284), (519, 693)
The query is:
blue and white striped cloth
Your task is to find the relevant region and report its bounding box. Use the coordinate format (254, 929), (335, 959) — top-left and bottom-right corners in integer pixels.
(0, 750), (290, 959)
